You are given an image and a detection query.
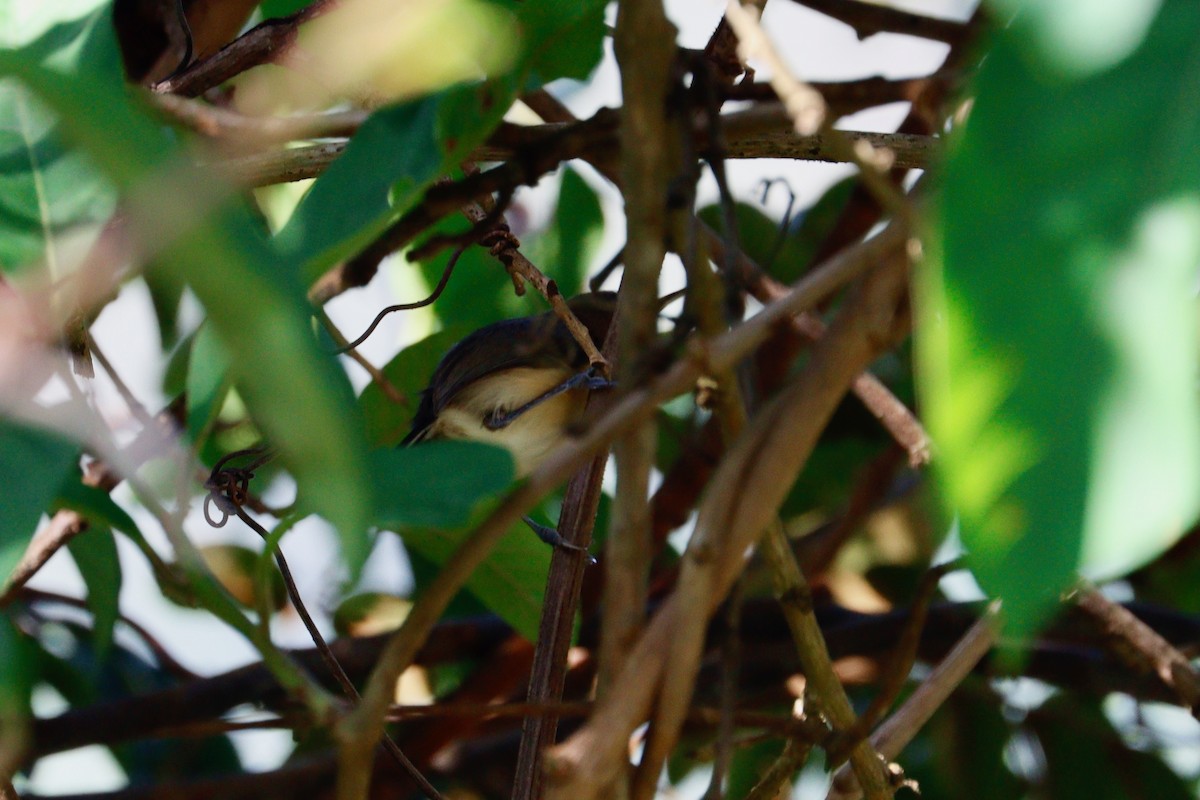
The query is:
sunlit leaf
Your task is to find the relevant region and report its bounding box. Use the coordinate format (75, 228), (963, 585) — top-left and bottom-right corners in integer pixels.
(236, 0), (517, 112)
(921, 1), (1200, 635)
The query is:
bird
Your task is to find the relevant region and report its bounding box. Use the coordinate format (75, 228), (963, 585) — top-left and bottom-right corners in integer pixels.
(402, 292), (616, 554)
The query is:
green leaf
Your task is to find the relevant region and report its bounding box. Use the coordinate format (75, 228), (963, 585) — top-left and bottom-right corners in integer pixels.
(0, 48), (376, 571)
(0, 416), (79, 582)
(258, 0), (311, 18)
(55, 477), (144, 546)
(66, 526), (121, 659)
(0, 3), (119, 274)
(372, 440), (550, 638)
(371, 441), (514, 529)
(403, 519), (550, 642)
(526, 167), (604, 298)
(186, 323), (232, 443)
(920, 1), (1200, 635)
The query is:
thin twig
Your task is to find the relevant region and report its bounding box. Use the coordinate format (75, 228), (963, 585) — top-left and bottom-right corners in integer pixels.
(204, 451), (442, 798)
(314, 309), (405, 405)
(828, 561), (961, 764)
(745, 737), (812, 800)
(459, 197), (609, 372)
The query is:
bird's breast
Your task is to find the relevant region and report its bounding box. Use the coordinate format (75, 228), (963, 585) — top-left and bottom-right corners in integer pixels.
(427, 366), (587, 477)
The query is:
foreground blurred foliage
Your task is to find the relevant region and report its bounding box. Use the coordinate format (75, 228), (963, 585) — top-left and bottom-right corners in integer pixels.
(0, 0), (1197, 797)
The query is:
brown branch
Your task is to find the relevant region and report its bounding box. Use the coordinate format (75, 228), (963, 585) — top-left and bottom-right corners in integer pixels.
(216, 121), (936, 191)
(152, 0), (338, 97)
(149, 92), (366, 145)
(1076, 586), (1200, 719)
(331, 224), (905, 800)
(543, 234), (912, 800)
(787, 0), (971, 45)
(598, 0), (678, 752)
(308, 109), (619, 305)
(512, 318), (619, 799)
(0, 510), (90, 606)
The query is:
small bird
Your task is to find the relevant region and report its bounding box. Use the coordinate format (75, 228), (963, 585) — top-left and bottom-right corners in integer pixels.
(402, 293), (616, 553)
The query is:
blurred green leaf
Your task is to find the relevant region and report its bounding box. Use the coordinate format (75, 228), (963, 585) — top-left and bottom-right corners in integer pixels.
(358, 326), (469, 447)
(526, 167), (604, 298)
(0, 3), (118, 274)
(186, 323), (232, 444)
(0, 45), (375, 572)
(0, 417), (78, 581)
(280, 97), (442, 283)
(513, 0), (608, 86)
(1031, 695), (1191, 800)
(66, 526), (121, 658)
(258, 0), (310, 18)
(0, 616), (35, 753)
(55, 479), (145, 547)
(920, 1), (1200, 635)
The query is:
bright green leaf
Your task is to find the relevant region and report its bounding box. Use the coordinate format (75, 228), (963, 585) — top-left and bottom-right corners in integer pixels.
(66, 526), (121, 659)
(373, 440), (549, 638)
(921, 1), (1200, 635)
(402, 519), (550, 642)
